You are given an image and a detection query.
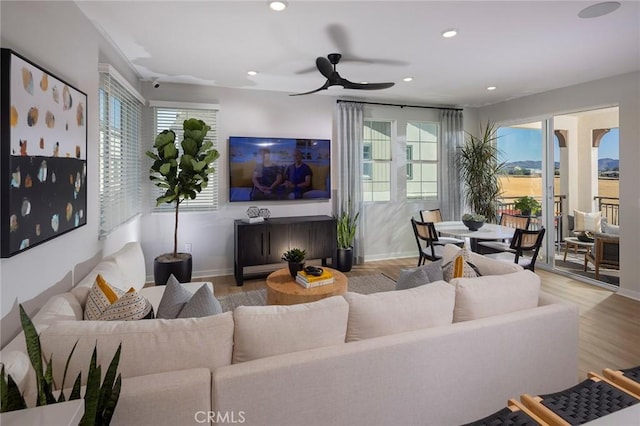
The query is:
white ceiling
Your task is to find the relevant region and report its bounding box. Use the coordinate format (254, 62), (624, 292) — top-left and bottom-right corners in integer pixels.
(76, 1), (640, 107)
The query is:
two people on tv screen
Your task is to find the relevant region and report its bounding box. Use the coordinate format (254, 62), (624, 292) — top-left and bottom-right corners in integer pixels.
(251, 148), (312, 200)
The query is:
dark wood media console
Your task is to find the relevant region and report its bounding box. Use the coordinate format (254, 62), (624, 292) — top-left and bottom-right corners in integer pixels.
(233, 215), (337, 286)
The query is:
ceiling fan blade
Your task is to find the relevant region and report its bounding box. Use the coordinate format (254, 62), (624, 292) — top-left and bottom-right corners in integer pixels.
(341, 79), (395, 90)
(289, 80), (331, 96)
(316, 57), (334, 79)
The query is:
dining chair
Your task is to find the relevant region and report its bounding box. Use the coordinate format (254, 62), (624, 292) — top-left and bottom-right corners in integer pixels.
(419, 209), (444, 223)
(484, 227), (545, 271)
(477, 213), (531, 254)
(411, 218), (464, 265)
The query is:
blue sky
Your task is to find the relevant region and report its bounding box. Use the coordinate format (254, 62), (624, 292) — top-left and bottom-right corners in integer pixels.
(497, 127), (619, 162)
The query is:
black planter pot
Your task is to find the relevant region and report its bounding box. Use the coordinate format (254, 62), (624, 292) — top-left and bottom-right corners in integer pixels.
(154, 253), (192, 285)
(336, 248), (353, 272)
(288, 262), (305, 278)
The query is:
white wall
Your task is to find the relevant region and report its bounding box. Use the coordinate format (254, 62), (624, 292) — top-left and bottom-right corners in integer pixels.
(0, 1), (141, 346)
(476, 72), (640, 300)
(139, 83), (336, 279)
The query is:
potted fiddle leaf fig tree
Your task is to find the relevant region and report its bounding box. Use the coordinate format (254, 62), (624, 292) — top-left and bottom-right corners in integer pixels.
(146, 118), (220, 285)
(457, 121), (505, 223)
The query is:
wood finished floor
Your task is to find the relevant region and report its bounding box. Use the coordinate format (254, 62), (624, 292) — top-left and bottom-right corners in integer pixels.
(202, 257), (640, 380)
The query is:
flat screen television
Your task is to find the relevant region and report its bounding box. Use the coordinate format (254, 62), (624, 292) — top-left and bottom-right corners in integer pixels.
(229, 136), (331, 202)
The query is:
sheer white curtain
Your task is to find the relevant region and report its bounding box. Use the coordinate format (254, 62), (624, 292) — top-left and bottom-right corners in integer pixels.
(335, 101), (364, 264)
(440, 109), (464, 221)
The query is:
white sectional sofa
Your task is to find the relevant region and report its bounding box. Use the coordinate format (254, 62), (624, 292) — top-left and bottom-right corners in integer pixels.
(0, 242), (580, 426)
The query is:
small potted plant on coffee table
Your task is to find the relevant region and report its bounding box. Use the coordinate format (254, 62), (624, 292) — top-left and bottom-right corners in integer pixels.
(282, 248), (306, 278)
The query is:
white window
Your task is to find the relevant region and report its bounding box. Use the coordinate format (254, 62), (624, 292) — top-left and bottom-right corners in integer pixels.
(406, 121), (438, 199)
(151, 102), (219, 211)
(98, 65), (144, 237)
(362, 120), (392, 202)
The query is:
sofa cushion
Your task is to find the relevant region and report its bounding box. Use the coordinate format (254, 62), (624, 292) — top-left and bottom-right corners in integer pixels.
(232, 296), (348, 364)
(156, 275), (194, 319)
(442, 247), (479, 281)
(71, 259), (124, 307)
(574, 210), (602, 233)
(105, 242), (146, 291)
(601, 221), (619, 235)
(343, 281), (455, 341)
(98, 288), (154, 321)
(177, 284), (222, 318)
(32, 293), (84, 329)
(450, 270), (540, 322)
(395, 260), (444, 290)
(84, 274), (125, 320)
(40, 312), (235, 386)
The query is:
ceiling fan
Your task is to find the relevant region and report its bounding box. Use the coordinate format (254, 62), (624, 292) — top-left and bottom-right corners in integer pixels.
(290, 53), (395, 96)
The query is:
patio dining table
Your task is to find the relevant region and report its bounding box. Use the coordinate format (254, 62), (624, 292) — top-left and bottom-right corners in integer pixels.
(434, 221), (516, 252)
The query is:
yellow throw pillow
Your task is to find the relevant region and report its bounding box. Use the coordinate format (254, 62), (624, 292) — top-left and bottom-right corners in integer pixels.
(84, 274), (124, 320)
(442, 248), (480, 282)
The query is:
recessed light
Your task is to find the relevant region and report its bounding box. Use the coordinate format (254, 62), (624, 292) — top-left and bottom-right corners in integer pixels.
(403, 77), (413, 82)
(578, 2), (620, 19)
(442, 29), (457, 38)
(247, 71), (258, 76)
(360, 82), (369, 85)
(487, 86), (497, 91)
(269, 1), (287, 11)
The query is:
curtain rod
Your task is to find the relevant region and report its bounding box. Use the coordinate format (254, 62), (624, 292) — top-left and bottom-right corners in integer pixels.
(336, 99), (463, 112)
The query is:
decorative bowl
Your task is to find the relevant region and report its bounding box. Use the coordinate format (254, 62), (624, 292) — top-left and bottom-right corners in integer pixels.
(462, 219), (485, 231)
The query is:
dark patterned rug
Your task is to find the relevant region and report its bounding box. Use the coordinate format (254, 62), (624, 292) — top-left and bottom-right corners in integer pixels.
(217, 273), (396, 312)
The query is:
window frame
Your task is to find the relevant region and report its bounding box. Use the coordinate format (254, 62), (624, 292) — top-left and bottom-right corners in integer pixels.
(362, 119), (393, 203)
(405, 120), (439, 201)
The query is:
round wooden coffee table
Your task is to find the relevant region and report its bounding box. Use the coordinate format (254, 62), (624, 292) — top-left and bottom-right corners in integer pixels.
(266, 267), (348, 305)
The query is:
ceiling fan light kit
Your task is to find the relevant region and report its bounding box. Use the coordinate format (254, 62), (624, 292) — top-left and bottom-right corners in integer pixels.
(290, 53), (395, 96)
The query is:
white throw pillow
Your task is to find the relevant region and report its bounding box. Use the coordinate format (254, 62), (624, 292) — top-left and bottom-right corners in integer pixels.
(450, 270), (540, 322)
(574, 210), (602, 233)
(232, 296), (349, 364)
(343, 281), (455, 342)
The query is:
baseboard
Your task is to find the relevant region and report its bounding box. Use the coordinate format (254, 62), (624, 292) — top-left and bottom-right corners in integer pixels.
(616, 287), (640, 301)
(364, 251), (416, 262)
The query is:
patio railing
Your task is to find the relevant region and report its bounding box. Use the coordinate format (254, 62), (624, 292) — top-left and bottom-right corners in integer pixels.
(594, 197), (619, 225)
(496, 195), (566, 244)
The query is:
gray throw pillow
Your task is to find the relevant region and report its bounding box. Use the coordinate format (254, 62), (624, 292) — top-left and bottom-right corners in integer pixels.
(396, 260), (444, 290)
(601, 221), (619, 235)
(177, 284), (222, 318)
(156, 275), (193, 319)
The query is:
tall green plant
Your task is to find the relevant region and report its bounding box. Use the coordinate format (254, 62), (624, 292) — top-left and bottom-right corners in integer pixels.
(336, 207), (360, 249)
(0, 305), (121, 426)
(146, 118), (220, 258)
(457, 121), (505, 223)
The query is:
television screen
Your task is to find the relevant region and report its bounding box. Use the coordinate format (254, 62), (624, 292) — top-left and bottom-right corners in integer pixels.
(229, 136), (331, 202)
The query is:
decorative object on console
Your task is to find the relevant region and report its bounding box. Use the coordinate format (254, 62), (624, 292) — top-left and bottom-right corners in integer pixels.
(246, 206), (260, 218)
(146, 118), (220, 285)
(461, 213), (486, 231)
(457, 121), (505, 223)
(335, 203), (359, 272)
(1, 48), (88, 258)
(282, 248), (306, 278)
(513, 196), (541, 216)
(259, 208), (271, 219)
(0, 305), (121, 425)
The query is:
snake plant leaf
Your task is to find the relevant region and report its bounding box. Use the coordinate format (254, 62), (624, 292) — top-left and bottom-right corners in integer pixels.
(102, 374), (121, 425)
(1, 369), (27, 412)
(43, 356), (56, 404)
(57, 340), (79, 403)
(80, 347), (100, 426)
(19, 305), (47, 406)
(69, 373), (82, 401)
(98, 344), (121, 418)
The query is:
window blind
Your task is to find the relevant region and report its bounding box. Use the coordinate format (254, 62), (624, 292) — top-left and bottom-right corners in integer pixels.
(152, 105), (219, 211)
(98, 70), (143, 237)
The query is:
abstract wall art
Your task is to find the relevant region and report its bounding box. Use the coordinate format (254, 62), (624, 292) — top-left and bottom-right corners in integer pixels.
(1, 49), (87, 257)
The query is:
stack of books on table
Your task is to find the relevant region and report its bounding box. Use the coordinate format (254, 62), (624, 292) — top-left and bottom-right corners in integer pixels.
(296, 269), (335, 288)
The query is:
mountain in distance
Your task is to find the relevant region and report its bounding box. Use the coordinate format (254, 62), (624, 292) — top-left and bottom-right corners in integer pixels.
(504, 159), (618, 171)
